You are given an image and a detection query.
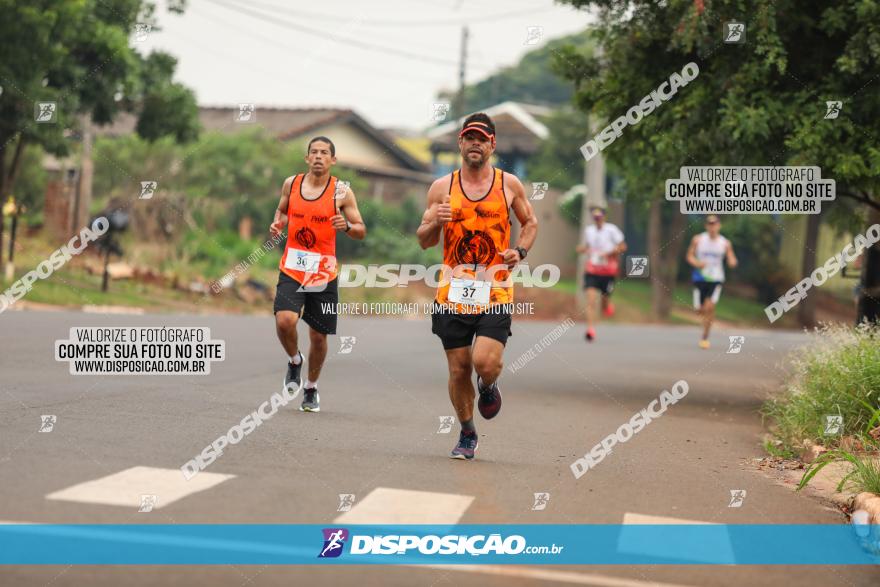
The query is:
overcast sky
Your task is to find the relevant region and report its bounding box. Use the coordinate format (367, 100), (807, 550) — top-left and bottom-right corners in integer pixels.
(141, 0), (594, 130)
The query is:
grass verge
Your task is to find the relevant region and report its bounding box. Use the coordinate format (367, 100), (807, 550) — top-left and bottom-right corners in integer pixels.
(762, 324), (880, 494)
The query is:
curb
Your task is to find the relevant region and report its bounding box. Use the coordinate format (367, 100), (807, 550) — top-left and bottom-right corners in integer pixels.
(800, 442), (827, 464)
(800, 442), (880, 519)
(853, 492), (880, 524)
(7, 300), (272, 317)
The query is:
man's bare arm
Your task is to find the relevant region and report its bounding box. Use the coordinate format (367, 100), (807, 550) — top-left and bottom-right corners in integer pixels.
(685, 235), (702, 268)
(503, 173), (538, 266)
(726, 241), (738, 268)
(333, 185), (366, 240)
(269, 176), (294, 238)
(417, 177), (452, 249)
(576, 229), (590, 254)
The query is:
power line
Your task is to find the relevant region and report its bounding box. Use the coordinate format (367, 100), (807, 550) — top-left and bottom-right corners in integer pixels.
(171, 30), (454, 117)
(205, 0), (464, 67)
(191, 2), (453, 84)
(223, 0), (550, 28)
(222, 0), (547, 64)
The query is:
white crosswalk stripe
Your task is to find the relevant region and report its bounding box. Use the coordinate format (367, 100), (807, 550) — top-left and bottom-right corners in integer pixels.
(45, 466), (234, 509)
(334, 487), (474, 524)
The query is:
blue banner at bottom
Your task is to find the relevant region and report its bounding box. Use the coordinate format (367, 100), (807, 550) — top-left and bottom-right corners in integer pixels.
(0, 524), (878, 565)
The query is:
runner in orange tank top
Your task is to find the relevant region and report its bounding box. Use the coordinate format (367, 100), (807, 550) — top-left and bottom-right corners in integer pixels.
(417, 113), (538, 460)
(435, 166), (513, 313)
(269, 136), (366, 413)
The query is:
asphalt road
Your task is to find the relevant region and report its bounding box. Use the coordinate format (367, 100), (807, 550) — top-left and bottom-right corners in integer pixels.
(1, 308), (877, 586)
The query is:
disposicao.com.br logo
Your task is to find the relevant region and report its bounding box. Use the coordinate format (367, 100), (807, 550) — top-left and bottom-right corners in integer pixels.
(318, 528), (349, 558)
(318, 528), (564, 558)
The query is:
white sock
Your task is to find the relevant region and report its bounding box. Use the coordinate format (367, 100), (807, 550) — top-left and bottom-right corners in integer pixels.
(305, 379), (318, 390)
(290, 352), (302, 365)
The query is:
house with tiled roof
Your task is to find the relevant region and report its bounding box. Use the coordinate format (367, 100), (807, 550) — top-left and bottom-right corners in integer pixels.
(426, 101), (552, 177)
(99, 105), (434, 203)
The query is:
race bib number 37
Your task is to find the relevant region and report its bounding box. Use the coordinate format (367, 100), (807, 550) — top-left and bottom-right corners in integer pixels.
(449, 278), (491, 306)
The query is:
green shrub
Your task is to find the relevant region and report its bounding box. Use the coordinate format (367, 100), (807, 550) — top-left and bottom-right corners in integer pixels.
(336, 197), (442, 266)
(763, 324), (880, 455)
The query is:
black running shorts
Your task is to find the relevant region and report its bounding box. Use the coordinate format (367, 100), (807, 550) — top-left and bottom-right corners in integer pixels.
(583, 272), (615, 295)
(431, 302), (512, 350)
(692, 281), (722, 308)
(273, 271), (338, 335)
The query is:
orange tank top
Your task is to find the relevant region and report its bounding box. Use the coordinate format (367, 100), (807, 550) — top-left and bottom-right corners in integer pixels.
(279, 173), (339, 286)
(435, 167), (512, 314)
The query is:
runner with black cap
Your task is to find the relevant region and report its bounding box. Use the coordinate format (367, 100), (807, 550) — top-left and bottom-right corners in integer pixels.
(417, 113), (538, 460)
(269, 136), (366, 411)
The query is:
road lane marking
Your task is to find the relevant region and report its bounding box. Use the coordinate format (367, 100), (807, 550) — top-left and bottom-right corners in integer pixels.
(45, 466), (234, 509)
(620, 512), (734, 564)
(334, 487), (474, 525)
(417, 565), (697, 586)
(622, 513), (715, 525)
(82, 305), (145, 315)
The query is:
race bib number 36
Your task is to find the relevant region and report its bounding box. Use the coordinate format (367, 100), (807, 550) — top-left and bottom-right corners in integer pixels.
(285, 248), (321, 273)
(449, 278), (490, 306)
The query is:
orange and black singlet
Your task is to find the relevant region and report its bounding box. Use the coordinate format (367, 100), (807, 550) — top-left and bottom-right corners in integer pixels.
(279, 173), (339, 286)
(435, 167), (513, 314)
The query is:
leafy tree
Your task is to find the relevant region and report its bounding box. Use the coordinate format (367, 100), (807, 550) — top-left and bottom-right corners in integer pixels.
(439, 31), (594, 115)
(554, 0), (880, 323)
(0, 0), (197, 270)
(527, 107), (592, 194)
(182, 129), (293, 231)
(92, 129), (407, 279)
(10, 145), (48, 222)
(94, 134), (182, 202)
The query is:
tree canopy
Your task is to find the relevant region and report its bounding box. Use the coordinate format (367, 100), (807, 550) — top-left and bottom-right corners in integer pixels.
(552, 0), (880, 218)
(0, 0), (198, 154)
(439, 30), (594, 114)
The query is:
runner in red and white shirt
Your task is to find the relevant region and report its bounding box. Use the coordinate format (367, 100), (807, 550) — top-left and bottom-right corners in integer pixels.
(576, 206), (626, 342)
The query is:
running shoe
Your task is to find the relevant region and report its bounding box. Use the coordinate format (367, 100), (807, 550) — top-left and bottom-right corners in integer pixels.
(698, 339), (711, 349)
(284, 352), (303, 393)
(450, 431), (478, 460)
(477, 376), (502, 420)
(585, 327), (596, 342)
(300, 387), (321, 412)
(603, 301), (615, 317)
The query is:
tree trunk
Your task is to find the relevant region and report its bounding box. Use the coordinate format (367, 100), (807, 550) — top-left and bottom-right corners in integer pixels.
(648, 201), (664, 317)
(0, 142), (5, 273)
(858, 206), (880, 324)
(649, 200), (687, 319)
(75, 116), (93, 232)
(798, 212), (821, 328)
(0, 135), (27, 275)
(7, 135), (26, 192)
(5, 207), (17, 281)
(576, 118), (607, 310)
(8, 208), (17, 261)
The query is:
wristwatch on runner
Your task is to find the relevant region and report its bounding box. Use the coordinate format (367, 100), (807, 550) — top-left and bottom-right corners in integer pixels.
(344, 218), (351, 232)
(514, 246), (528, 261)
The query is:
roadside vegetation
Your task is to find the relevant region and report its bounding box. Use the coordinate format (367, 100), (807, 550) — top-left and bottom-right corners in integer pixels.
(763, 324), (880, 493)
